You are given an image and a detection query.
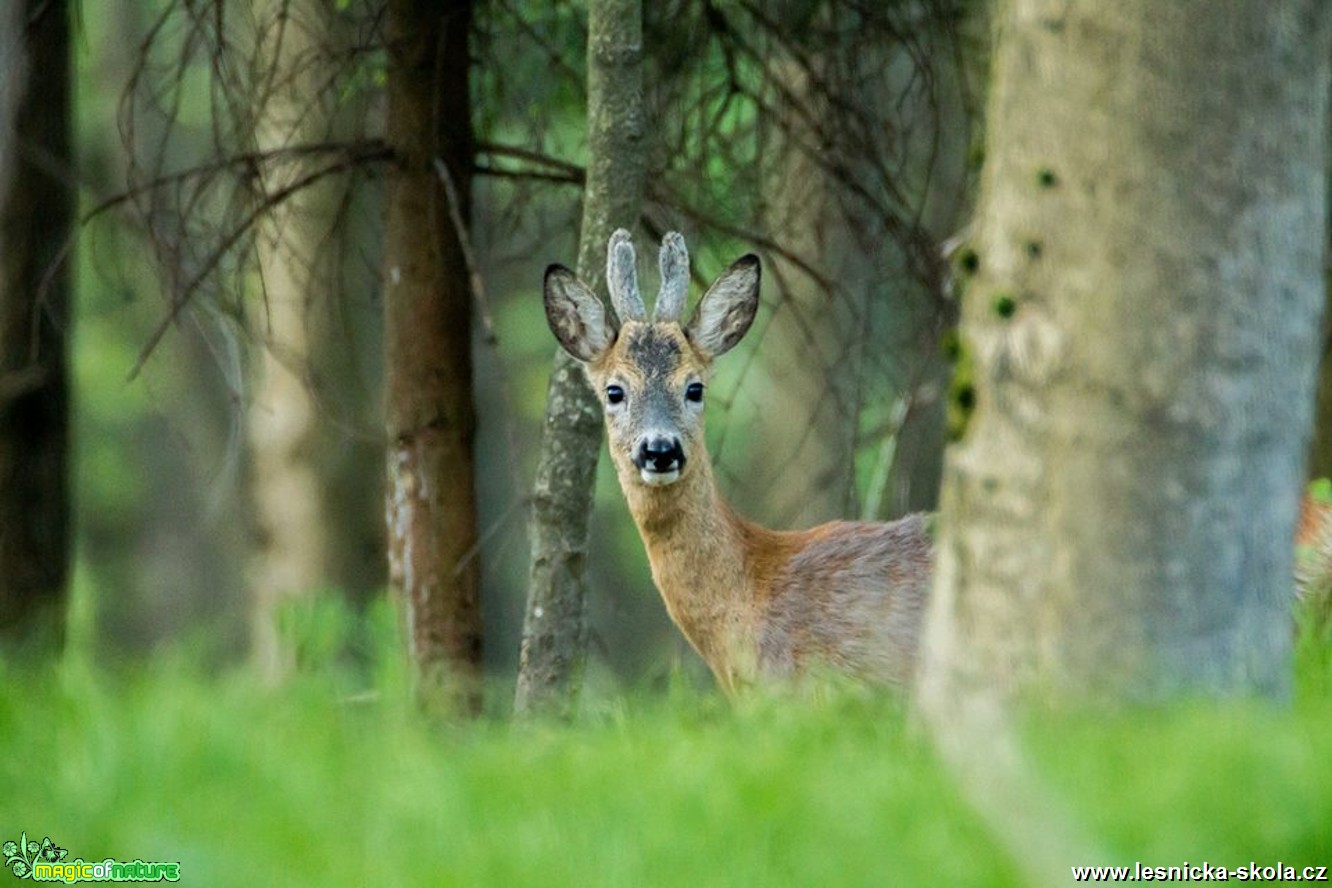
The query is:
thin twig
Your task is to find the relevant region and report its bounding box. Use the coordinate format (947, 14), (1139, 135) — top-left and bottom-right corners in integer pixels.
(433, 157), (497, 345)
(472, 164), (581, 187)
(83, 139), (390, 226)
(651, 191), (836, 294)
(475, 140), (584, 178)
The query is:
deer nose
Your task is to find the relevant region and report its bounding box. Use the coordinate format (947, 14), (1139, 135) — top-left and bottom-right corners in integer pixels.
(634, 436), (686, 474)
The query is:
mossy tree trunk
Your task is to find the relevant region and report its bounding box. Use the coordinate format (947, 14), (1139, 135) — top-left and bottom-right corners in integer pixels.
(383, 0), (483, 715)
(0, 0), (71, 656)
(515, 0), (647, 716)
(920, 0), (1332, 710)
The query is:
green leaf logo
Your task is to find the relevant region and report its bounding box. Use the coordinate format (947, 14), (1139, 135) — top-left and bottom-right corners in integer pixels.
(2, 832), (65, 880)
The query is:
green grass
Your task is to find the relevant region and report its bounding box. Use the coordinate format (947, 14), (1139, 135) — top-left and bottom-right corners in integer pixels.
(2, 606), (1330, 887)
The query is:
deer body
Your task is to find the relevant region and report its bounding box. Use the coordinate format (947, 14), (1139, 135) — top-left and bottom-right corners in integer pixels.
(545, 231), (932, 691)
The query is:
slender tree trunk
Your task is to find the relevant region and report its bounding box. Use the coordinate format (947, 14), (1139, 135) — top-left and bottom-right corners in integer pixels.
(247, 0), (341, 681)
(0, 0), (71, 655)
(920, 0), (1331, 711)
(245, 0), (382, 682)
(515, 0), (647, 716)
(383, 0), (482, 715)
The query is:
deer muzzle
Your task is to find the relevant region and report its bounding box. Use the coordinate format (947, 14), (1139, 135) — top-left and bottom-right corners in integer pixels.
(633, 435), (686, 485)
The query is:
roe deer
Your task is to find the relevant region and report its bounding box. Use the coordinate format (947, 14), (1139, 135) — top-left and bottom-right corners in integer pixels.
(543, 229), (932, 693)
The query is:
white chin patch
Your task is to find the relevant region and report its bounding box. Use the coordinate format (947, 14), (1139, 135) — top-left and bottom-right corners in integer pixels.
(639, 468), (681, 486)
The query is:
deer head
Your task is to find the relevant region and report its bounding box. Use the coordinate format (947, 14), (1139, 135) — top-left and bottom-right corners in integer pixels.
(544, 229), (760, 487)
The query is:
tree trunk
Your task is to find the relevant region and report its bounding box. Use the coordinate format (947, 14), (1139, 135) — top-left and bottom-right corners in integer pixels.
(0, 0), (71, 655)
(247, 0), (342, 682)
(515, 0), (647, 716)
(383, 0), (482, 715)
(920, 0), (1331, 709)
(246, 0), (383, 682)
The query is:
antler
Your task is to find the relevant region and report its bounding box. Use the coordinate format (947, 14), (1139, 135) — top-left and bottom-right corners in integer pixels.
(655, 231), (689, 322)
(607, 229), (646, 322)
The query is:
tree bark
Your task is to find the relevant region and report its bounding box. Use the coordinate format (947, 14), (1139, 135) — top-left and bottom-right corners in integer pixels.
(920, 0), (1331, 709)
(0, 0), (71, 655)
(515, 0), (647, 716)
(247, 0), (343, 682)
(383, 0), (483, 715)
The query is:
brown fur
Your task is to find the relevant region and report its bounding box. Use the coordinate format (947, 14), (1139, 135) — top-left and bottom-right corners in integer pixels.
(597, 325), (931, 692)
(1297, 491), (1332, 604)
(1298, 492), (1331, 553)
(546, 233), (932, 692)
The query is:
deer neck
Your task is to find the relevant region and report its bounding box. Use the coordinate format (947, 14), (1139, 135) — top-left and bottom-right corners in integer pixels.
(618, 449), (758, 689)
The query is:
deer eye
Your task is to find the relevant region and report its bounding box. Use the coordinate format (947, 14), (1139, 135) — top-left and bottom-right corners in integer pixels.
(606, 384), (626, 405)
(685, 382), (705, 403)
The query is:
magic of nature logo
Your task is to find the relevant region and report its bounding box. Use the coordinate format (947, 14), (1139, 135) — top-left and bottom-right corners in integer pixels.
(3, 833), (179, 883)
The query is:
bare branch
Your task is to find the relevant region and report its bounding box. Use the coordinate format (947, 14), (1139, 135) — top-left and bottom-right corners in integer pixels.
(126, 151), (370, 381)
(434, 156), (498, 345)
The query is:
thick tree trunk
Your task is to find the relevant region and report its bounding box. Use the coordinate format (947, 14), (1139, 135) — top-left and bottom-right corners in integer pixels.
(515, 0), (647, 716)
(383, 0), (483, 715)
(0, 0), (71, 655)
(920, 0), (1331, 709)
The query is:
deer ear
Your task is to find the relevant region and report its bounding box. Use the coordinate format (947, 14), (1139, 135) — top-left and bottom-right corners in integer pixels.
(544, 265), (614, 362)
(685, 254), (760, 358)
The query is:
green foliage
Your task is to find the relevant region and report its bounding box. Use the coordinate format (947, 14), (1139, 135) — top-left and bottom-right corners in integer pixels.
(1031, 699), (1332, 869)
(1296, 598), (1332, 705)
(0, 655), (1009, 886)
(473, 3), (587, 162)
(3, 599), (1330, 886)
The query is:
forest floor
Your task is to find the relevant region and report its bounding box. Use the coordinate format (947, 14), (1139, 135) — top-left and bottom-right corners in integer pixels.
(2, 600), (1329, 886)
